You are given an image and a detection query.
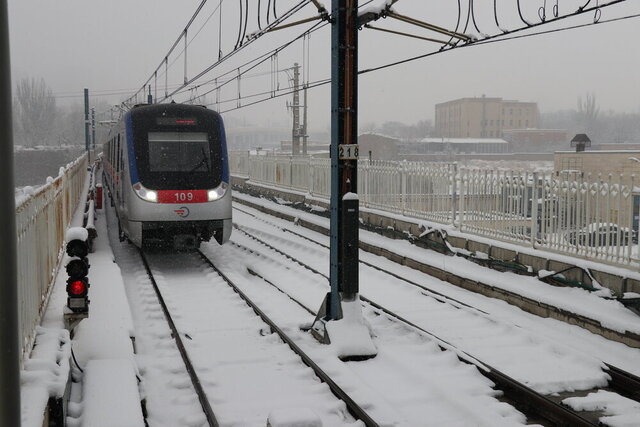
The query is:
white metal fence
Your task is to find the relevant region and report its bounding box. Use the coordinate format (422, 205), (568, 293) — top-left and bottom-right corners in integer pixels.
(15, 153), (88, 361)
(230, 151), (640, 269)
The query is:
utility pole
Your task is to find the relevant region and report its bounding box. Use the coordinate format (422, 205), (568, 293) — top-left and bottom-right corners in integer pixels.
(302, 83), (308, 155)
(330, 0), (359, 318)
(91, 107), (96, 150)
(84, 88), (90, 153)
(311, 0), (376, 360)
(0, 0), (21, 424)
(291, 62), (301, 155)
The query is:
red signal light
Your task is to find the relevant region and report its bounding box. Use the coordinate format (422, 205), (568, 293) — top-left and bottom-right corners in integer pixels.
(68, 280), (87, 296)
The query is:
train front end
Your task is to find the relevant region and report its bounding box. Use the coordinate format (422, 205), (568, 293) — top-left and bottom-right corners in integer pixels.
(126, 104), (231, 249)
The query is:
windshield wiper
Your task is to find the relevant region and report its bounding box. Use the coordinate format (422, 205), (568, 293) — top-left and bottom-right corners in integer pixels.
(188, 147), (210, 172)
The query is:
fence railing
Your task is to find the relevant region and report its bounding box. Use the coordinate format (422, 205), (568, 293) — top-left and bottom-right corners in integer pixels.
(15, 153), (88, 362)
(230, 151), (640, 270)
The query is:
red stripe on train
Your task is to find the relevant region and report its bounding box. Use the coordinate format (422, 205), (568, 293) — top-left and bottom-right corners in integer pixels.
(157, 190), (208, 204)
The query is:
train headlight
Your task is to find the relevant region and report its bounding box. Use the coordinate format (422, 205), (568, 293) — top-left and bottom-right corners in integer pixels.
(208, 182), (228, 201)
(133, 182), (158, 203)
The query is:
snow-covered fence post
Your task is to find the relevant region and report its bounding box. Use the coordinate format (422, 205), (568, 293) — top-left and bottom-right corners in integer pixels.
(451, 162), (458, 226)
(530, 172), (539, 248)
(401, 160), (407, 216)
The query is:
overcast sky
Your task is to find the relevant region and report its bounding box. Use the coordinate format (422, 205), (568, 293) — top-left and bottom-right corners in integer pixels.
(8, 0), (640, 131)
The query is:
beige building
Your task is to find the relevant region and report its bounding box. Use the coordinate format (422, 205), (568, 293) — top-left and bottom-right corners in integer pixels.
(554, 150), (640, 187)
(435, 96), (539, 139)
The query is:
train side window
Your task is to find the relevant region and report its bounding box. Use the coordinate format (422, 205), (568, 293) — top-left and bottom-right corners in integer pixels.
(116, 135), (121, 173)
(119, 134), (124, 171)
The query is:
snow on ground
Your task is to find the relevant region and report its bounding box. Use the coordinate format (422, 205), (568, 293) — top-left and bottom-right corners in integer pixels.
(106, 205), (363, 427)
(229, 211), (611, 395)
(20, 179), (640, 426)
(229, 201), (640, 379)
(201, 242), (530, 426)
(233, 192), (640, 336)
(563, 390), (640, 427)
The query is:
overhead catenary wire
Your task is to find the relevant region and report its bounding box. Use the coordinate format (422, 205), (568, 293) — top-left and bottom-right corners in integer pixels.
(128, 0), (313, 104)
(182, 19), (328, 103)
(160, 0), (315, 102)
(201, 6), (640, 117)
(360, 8), (639, 77)
(124, 0), (632, 116)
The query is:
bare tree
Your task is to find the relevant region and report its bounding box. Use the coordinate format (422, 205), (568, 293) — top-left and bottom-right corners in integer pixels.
(577, 92), (599, 137)
(13, 77), (57, 147)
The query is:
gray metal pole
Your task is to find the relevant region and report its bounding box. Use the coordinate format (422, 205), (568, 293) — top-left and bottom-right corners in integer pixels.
(84, 88), (89, 152)
(0, 0), (22, 424)
(91, 107), (96, 150)
(328, 0), (359, 319)
(292, 63), (301, 155)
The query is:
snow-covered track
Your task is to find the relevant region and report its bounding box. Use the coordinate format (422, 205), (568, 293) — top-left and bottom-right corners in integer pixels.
(232, 199), (640, 349)
(139, 247), (372, 426)
(230, 225), (640, 426)
(138, 248), (220, 427)
(229, 237), (600, 426)
(232, 218), (640, 395)
(193, 249), (380, 427)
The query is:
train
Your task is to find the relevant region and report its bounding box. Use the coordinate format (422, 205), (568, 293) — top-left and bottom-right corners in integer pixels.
(102, 103), (232, 249)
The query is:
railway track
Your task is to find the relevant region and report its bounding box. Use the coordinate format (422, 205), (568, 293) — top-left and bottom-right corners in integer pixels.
(136, 247), (376, 427)
(232, 198), (640, 349)
(229, 209), (640, 426)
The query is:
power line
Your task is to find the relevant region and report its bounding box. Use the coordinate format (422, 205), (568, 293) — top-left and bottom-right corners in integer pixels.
(127, 0), (318, 105)
(199, 8), (640, 116)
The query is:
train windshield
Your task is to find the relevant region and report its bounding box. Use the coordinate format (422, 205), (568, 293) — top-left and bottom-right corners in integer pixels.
(148, 132), (210, 172)
(131, 106), (224, 190)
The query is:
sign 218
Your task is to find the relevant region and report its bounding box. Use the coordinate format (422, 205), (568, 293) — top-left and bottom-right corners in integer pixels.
(338, 144), (359, 160)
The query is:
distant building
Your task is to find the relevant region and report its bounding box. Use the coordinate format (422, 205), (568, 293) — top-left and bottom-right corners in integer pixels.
(435, 96), (539, 138)
(400, 137), (509, 155)
(226, 126), (291, 150)
(502, 129), (568, 152)
(358, 133), (399, 161)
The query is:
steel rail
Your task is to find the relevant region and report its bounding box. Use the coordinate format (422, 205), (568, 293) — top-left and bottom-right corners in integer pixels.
(195, 249), (380, 427)
(234, 204), (640, 415)
(229, 225), (608, 426)
(138, 249), (220, 427)
(231, 210), (489, 314)
(604, 363), (640, 401)
(231, 197), (640, 349)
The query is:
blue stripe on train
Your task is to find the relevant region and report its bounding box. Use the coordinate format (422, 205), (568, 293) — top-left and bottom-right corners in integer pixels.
(125, 113), (139, 184)
(219, 117), (229, 183)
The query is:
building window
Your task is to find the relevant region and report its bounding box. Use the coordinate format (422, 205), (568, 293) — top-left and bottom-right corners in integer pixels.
(509, 120), (513, 126)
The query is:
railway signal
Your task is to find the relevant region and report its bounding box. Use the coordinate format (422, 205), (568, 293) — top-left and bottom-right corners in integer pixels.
(65, 228), (90, 315)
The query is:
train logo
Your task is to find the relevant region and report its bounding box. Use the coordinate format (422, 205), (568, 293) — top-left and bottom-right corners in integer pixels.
(174, 207), (190, 218)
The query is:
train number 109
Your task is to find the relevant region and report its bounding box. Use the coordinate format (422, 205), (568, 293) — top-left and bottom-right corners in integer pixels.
(175, 192), (194, 202)
(338, 144), (359, 160)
